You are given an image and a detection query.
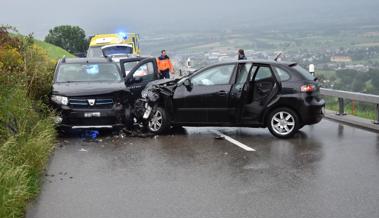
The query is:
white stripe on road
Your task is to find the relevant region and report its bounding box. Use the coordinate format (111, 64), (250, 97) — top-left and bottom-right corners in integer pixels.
(211, 130), (256, 152)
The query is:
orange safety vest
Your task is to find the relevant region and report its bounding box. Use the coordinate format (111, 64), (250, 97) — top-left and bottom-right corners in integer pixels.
(156, 55), (174, 73)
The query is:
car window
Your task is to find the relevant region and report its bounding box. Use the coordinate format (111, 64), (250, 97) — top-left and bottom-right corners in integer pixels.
(292, 65), (315, 81)
(102, 46), (133, 57)
(191, 64), (235, 86)
(254, 66), (273, 81)
(274, 67), (291, 81)
(56, 63), (121, 82)
(86, 47), (103, 58)
(236, 63), (252, 84)
(133, 62), (154, 79)
(123, 60), (140, 76)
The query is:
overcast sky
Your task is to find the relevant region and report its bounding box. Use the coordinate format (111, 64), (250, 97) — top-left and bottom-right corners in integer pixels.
(1, 0), (379, 39)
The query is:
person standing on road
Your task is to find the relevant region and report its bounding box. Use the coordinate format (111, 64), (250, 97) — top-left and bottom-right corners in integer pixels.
(238, 49), (247, 60)
(156, 50), (174, 79)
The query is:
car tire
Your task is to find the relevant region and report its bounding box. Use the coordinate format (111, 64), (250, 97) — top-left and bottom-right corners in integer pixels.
(148, 107), (170, 134)
(267, 107), (300, 139)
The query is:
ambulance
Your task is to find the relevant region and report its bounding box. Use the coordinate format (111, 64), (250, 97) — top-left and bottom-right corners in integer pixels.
(87, 33), (141, 58)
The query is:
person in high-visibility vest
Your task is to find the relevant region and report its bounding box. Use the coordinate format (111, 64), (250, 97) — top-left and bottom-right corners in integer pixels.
(156, 50), (174, 79)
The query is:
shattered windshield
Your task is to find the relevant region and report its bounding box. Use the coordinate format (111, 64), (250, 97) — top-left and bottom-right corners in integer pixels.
(56, 63), (122, 82)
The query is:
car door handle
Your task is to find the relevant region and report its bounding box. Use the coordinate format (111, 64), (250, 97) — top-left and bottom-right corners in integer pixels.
(218, 90), (227, 96)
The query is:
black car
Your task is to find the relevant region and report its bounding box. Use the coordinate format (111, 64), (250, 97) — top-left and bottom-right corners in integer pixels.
(51, 57), (159, 130)
(140, 60), (325, 138)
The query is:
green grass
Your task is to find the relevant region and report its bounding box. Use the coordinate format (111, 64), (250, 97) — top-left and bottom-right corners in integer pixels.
(0, 88), (56, 218)
(0, 30), (58, 218)
(34, 40), (75, 60)
(324, 96), (377, 120)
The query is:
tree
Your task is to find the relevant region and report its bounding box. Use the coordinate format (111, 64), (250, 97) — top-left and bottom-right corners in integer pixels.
(44, 25), (88, 54)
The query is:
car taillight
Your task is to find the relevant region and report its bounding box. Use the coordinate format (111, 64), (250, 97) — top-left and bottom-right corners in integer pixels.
(300, 84), (316, 93)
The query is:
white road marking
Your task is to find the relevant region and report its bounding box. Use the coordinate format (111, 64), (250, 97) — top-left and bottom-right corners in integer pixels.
(211, 130), (256, 152)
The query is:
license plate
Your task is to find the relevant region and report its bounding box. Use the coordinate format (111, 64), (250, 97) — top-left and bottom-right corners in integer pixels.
(84, 112), (101, 118)
(143, 106), (152, 119)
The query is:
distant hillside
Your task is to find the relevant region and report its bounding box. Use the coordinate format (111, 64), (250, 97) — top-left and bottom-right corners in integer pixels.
(34, 40), (75, 60)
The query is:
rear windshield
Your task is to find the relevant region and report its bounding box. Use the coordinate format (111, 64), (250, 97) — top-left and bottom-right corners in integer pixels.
(56, 63), (121, 83)
(102, 46), (133, 57)
(87, 47), (103, 58)
(292, 65), (315, 81)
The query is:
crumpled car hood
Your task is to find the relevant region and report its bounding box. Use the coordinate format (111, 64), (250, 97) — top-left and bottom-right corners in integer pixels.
(143, 78), (180, 96)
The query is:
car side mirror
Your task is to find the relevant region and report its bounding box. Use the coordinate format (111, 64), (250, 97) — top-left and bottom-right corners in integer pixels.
(183, 79), (192, 90)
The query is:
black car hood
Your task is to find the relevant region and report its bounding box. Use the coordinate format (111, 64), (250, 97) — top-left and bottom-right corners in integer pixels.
(53, 81), (127, 96)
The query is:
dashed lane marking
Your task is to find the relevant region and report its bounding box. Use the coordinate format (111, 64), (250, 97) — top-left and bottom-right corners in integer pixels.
(211, 130), (256, 152)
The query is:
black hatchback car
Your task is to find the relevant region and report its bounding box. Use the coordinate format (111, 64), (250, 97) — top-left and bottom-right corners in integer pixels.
(51, 57), (160, 130)
(141, 60), (325, 138)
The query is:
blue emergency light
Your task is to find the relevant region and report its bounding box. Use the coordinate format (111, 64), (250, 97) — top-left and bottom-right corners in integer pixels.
(118, 32), (128, 39)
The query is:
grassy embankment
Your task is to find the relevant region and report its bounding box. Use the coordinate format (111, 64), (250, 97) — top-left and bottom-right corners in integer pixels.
(0, 27), (73, 218)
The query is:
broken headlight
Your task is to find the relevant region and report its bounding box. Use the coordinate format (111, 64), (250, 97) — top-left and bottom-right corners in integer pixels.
(141, 90), (148, 98)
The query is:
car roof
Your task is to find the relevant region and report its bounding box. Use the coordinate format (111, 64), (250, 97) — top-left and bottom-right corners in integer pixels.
(221, 59), (297, 66)
(61, 57), (114, 64)
(59, 57), (153, 64)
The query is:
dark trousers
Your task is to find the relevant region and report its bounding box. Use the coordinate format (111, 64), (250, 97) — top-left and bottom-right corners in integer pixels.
(160, 70), (170, 79)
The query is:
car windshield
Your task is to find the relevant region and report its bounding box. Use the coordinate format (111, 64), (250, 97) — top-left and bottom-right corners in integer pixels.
(87, 47), (104, 57)
(56, 63), (121, 82)
(292, 65), (315, 81)
(102, 46), (133, 57)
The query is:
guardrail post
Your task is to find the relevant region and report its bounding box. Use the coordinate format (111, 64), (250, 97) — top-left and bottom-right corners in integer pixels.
(374, 104), (379, 124)
(337, 98), (346, 116)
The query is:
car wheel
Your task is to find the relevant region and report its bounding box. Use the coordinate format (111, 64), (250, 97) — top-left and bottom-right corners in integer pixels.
(148, 107), (169, 134)
(267, 107), (300, 139)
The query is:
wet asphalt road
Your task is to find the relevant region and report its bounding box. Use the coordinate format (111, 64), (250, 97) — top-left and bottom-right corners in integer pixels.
(27, 119), (379, 218)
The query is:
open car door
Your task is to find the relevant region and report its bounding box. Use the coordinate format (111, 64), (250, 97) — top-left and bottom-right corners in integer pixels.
(238, 63), (281, 124)
(120, 57), (159, 100)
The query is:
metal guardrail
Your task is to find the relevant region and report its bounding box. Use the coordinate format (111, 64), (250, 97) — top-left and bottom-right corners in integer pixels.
(320, 88), (379, 124)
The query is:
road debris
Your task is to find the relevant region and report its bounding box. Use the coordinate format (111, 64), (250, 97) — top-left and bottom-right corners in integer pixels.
(81, 130), (100, 142)
(121, 128), (154, 138)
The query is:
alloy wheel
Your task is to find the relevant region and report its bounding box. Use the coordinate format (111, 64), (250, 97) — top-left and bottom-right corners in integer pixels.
(270, 111), (295, 136)
(148, 110), (163, 132)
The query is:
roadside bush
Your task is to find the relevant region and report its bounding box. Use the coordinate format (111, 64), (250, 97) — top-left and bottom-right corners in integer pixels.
(22, 44), (56, 102)
(0, 26), (55, 102)
(0, 26), (56, 218)
(0, 164), (30, 218)
(0, 89), (55, 169)
(0, 87), (55, 218)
